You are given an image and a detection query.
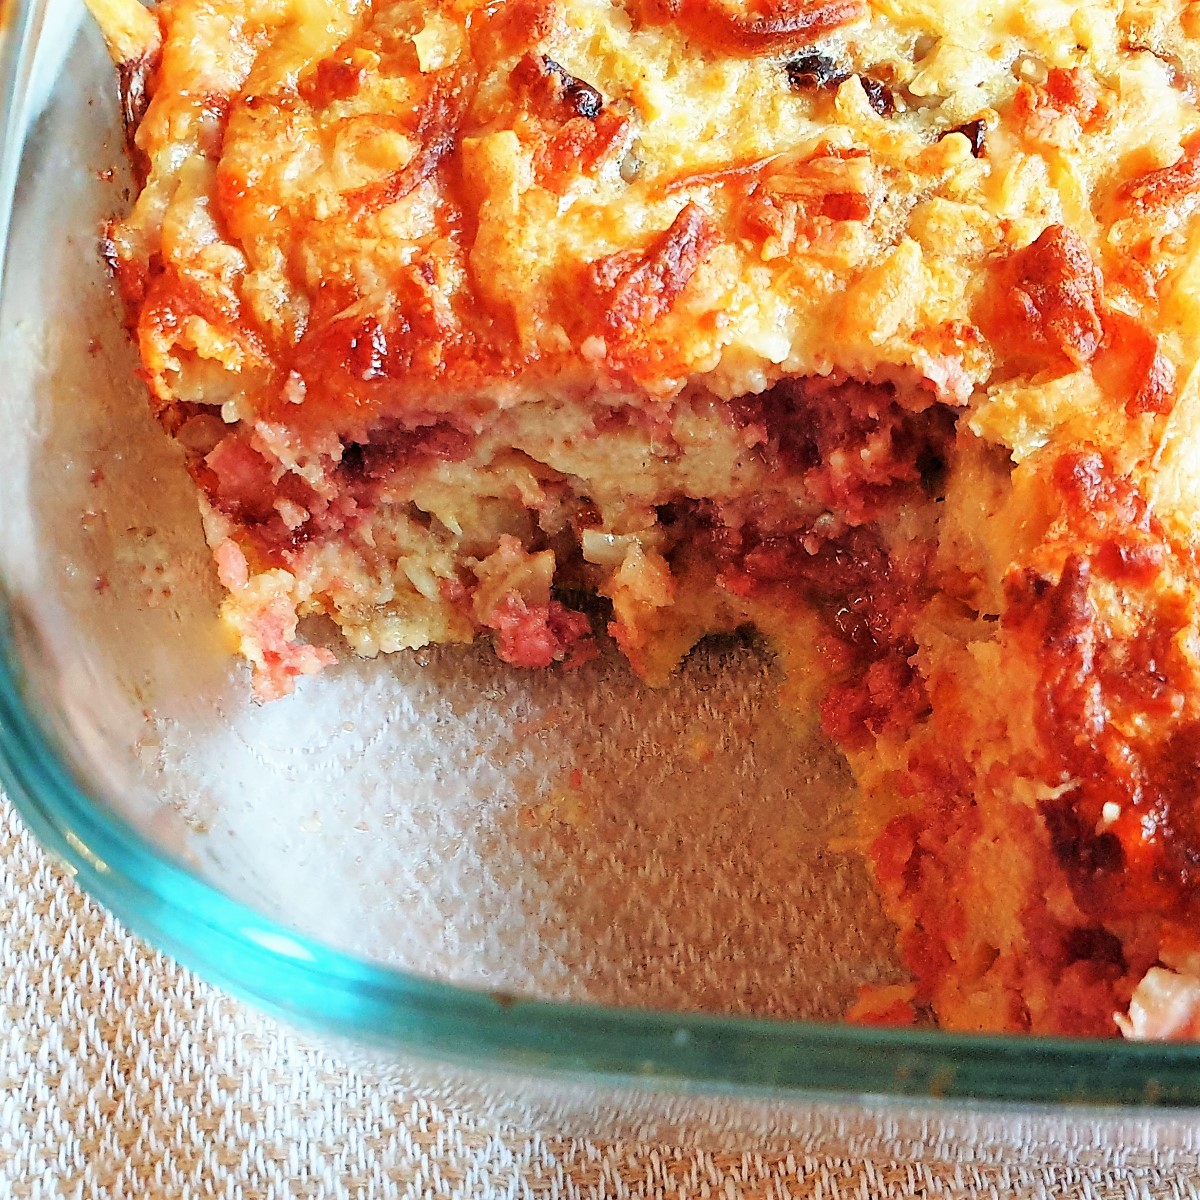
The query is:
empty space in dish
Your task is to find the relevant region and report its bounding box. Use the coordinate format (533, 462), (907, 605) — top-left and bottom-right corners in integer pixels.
(0, 1), (904, 1019)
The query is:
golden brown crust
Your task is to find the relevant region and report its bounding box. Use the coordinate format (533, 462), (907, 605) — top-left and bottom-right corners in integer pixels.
(1119, 132), (1200, 214)
(634, 0), (864, 56)
(590, 203), (721, 368)
(343, 69), (475, 218)
(85, 0), (161, 65)
(988, 226), (1105, 373)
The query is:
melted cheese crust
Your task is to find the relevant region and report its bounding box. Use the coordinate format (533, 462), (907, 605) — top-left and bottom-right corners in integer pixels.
(105, 0), (1200, 1037)
(114, 0), (1200, 431)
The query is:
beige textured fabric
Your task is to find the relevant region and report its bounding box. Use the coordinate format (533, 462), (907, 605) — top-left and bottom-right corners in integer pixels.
(3, 794), (1200, 1199)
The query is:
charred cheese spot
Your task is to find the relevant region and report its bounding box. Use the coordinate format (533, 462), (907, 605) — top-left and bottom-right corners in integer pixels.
(590, 203), (720, 353)
(985, 225), (1104, 373)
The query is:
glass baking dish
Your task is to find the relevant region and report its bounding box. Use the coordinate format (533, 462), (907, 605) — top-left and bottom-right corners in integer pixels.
(4, 0), (1200, 1120)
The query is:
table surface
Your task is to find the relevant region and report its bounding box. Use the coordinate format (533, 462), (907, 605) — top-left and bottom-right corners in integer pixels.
(4, 794), (1200, 1199)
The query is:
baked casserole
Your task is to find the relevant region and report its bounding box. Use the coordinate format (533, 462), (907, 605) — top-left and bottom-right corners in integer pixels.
(88, 0), (1200, 1038)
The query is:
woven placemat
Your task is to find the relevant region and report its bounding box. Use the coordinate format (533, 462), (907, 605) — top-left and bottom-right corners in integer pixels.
(3, 795), (1199, 1199)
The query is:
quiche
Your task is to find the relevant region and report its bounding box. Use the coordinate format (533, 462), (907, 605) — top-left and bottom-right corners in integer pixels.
(89, 0), (1200, 1038)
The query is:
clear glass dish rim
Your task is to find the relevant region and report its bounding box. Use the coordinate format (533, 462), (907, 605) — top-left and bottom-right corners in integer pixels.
(4, 0), (1200, 1108)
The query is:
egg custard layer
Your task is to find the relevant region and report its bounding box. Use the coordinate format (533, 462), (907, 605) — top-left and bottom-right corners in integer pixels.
(94, 0), (1200, 1037)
